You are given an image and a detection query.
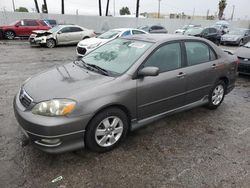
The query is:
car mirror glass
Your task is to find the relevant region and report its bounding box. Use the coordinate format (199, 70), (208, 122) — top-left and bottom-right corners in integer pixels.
(58, 31), (62, 34)
(138, 67), (159, 77)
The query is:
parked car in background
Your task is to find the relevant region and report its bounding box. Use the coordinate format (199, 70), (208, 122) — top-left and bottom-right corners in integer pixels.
(215, 21), (229, 34)
(14, 34), (238, 154)
(76, 28), (147, 56)
(175, 24), (201, 34)
(29, 24), (95, 48)
(184, 27), (221, 45)
(43, 19), (57, 27)
(0, 19), (51, 40)
(234, 41), (250, 75)
(221, 29), (250, 46)
(138, 25), (168, 33)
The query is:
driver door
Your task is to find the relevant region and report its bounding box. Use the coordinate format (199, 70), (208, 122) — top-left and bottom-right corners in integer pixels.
(56, 27), (71, 44)
(136, 42), (187, 120)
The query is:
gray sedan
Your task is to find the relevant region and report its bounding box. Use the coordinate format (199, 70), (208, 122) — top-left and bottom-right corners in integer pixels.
(221, 28), (250, 46)
(14, 34), (237, 153)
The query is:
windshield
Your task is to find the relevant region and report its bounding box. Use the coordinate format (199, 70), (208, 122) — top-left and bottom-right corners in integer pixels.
(48, 25), (63, 33)
(185, 28), (203, 35)
(98, 30), (120, 39)
(228, 29), (244, 35)
(243, 42), (250, 48)
(81, 38), (153, 75)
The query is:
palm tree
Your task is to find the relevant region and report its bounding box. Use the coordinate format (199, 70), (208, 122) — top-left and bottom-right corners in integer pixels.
(34, 0), (40, 13)
(98, 0), (102, 16)
(218, 0), (227, 20)
(61, 0), (64, 14)
(105, 0), (110, 16)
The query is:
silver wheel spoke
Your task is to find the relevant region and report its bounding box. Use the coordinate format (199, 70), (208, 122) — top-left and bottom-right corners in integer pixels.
(111, 118), (119, 128)
(99, 135), (108, 145)
(109, 135), (116, 144)
(102, 119), (111, 128)
(113, 127), (123, 134)
(96, 129), (106, 136)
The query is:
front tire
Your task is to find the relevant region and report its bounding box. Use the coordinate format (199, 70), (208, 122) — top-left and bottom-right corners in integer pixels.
(85, 108), (129, 152)
(239, 39), (243, 46)
(46, 39), (56, 48)
(4, 30), (15, 40)
(206, 80), (226, 110)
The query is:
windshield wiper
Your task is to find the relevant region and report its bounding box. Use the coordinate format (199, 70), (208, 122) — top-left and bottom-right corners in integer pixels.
(78, 59), (109, 76)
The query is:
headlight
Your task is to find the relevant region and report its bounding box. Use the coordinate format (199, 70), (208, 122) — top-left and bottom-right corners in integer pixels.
(32, 99), (76, 116)
(87, 43), (101, 49)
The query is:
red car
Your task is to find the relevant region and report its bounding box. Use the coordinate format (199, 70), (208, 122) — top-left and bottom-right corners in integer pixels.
(0, 19), (51, 40)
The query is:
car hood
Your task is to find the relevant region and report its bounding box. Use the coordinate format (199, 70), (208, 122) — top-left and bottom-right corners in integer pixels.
(223, 34), (241, 39)
(235, 47), (250, 59)
(32, 30), (52, 34)
(23, 62), (115, 102)
(78, 37), (110, 46)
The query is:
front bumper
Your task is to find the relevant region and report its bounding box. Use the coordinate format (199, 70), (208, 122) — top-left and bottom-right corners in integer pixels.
(221, 38), (239, 45)
(13, 94), (92, 154)
(238, 58), (250, 75)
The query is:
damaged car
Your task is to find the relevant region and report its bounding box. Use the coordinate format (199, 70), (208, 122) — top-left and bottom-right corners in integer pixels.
(29, 25), (96, 48)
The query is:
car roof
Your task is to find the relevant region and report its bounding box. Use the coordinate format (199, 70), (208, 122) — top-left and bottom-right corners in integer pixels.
(112, 28), (138, 32)
(123, 34), (200, 43)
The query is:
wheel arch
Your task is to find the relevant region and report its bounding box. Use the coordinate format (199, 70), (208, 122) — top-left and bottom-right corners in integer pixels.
(85, 103), (132, 131)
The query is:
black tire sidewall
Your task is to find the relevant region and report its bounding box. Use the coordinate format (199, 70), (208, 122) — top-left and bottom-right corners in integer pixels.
(5, 31), (15, 40)
(207, 81), (226, 109)
(46, 39), (55, 48)
(85, 108), (129, 152)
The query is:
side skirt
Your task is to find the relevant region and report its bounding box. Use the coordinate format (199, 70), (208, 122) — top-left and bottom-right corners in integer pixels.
(130, 97), (208, 131)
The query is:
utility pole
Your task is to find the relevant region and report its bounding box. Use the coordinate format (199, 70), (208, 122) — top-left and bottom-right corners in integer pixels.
(158, 0), (161, 18)
(206, 9), (210, 20)
(231, 5), (235, 21)
(105, 0), (110, 16)
(34, 0), (40, 13)
(99, 0), (102, 16)
(43, 0), (48, 13)
(61, 0), (64, 14)
(12, 0), (16, 12)
(136, 0), (140, 18)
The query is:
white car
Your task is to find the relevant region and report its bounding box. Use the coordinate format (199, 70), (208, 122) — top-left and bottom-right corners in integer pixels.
(29, 25), (96, 48)
(76, 28), (147, 56)
(175, 24), (201, 34)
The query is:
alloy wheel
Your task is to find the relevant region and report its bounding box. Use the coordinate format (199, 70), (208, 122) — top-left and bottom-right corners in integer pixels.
(212, 84), (224, 105)
(95, 116), (124, 147)
(5, 31), (15, 40)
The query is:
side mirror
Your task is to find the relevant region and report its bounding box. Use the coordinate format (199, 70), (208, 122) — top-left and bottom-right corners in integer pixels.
(138, 67), (159, 77)
(15, 24), (19, 27)
(244, 33), (248, 36)
(57, 31), (62, 34)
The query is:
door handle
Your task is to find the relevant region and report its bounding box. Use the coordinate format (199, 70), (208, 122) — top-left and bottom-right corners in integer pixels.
(211, 64), (217, 69)
(176, 72), (186, 78)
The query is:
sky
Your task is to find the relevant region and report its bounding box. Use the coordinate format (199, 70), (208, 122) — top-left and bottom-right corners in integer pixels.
(0, 0), (249, 20)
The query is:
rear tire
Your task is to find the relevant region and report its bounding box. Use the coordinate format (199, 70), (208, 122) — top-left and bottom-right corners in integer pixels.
(206, 80), (226, 110)
(85, 108), (129, 152)
(4, 30), (15, 40)
(46, 39), (56, 48)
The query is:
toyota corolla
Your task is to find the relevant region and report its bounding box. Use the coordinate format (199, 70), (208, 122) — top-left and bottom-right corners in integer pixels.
(14, 34), (238, 153)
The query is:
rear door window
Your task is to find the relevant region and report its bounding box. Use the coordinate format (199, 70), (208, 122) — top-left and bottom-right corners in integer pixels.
(70, 27), (83, 32)
(185, 42), (211, 66)
(26, 20), (39, 26)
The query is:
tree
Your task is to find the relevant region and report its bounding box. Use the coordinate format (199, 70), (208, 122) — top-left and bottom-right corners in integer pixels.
(218, 0), (227, 20)
(119, 7), (131, 15)
(15, 7), (29, 12)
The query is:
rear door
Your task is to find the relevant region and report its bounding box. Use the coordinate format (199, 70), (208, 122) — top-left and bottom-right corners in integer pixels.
(136, 42), (187, 120)
(57, 27), (71, 44)
(69, 27), (84, 43)
(182, 40), (220, 104)
(25, 20), (40, 36)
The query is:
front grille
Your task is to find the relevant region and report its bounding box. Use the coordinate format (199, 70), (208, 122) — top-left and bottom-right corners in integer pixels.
(238, 63), (250, 74)
(77, 47), (87, 55)
(19, 89), (33, 108)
